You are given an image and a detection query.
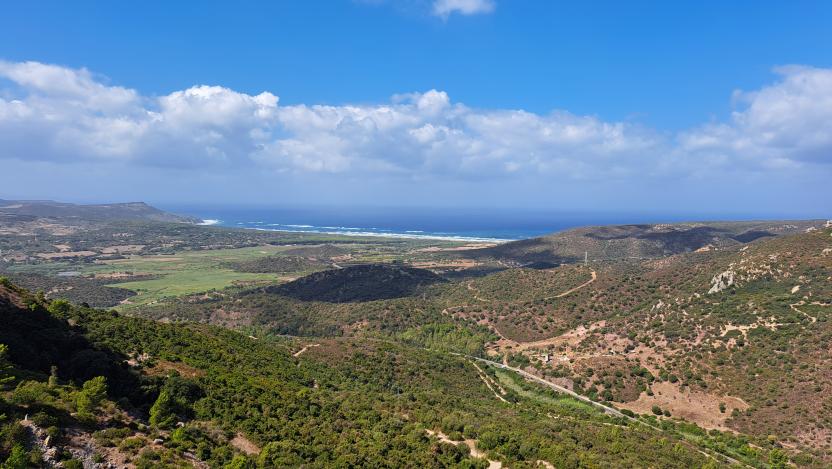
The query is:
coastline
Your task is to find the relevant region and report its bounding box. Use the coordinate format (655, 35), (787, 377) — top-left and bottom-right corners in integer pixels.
(201, 219), (513, 243)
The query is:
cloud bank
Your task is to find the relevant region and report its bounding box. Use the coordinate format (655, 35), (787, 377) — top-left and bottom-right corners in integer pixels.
(0, 60), (830, 210)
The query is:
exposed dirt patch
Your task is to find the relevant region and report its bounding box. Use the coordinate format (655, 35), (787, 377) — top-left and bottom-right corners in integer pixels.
(293, 343), (320, 357)
(144, 360), (206, 379)
(425, 429), (501, 468)
(411, 259), (481, 270)
(100, 244), (146, 254)
(36, 250), (98, 259)
(618, 381), (748, 430)
(93, 271), (148, 279)
(488, 320), (606, 355)
(231, 433), (260, 456)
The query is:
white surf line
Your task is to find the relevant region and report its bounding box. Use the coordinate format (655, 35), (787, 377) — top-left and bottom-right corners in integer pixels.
(244, 226), (513, 243)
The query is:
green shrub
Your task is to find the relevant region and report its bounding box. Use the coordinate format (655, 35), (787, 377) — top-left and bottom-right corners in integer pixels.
(149, 390), (177, 429)
(76, 376), (107, 415)
(62, 459), (83, 469)
(2, 444), (28, 469)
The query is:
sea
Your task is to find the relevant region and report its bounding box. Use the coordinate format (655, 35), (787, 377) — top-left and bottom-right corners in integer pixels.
(160, 205), (704, 243)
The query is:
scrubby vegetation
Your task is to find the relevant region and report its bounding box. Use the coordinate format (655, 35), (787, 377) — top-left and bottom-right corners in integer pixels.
(0, 278), (764, 468)
(2, 210), (829, 467)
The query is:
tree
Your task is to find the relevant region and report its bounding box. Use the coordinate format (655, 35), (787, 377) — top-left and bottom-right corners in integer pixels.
(224, 455), (254, 469)
(0, 345), (13, 389)
(46, 299), (71, 316)
(76, 376), (107, 415)
(768, 449), (788, 469)
(48, 366), (59, 388)
(257, 441), (304, 467)
(2, 444), (27, 469)
(149, 390), (177, 428)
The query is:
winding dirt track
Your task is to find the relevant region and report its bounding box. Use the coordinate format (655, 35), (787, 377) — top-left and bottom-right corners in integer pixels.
(288, 335), (747, 466)
(293, 343), (320, 357)
(461, 354), (748, 467)
(544, 270), (597, 300)
(465, 355), (628, 418)
(446, 270), (598, 346)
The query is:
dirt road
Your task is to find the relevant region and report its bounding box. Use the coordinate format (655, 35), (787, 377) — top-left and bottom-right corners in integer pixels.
(544, 270), (597, 300)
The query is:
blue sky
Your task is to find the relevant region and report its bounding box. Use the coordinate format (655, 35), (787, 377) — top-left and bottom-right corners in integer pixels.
(1, 1), (831, 217)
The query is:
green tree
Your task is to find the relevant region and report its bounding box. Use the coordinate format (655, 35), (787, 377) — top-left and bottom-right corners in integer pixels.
(48, 366), (59, 388)
(2, 444), (27, 469)
(0, 345), (14, 389)
(224, 455), (254, 469)
(257, 441), (304, 467)
(46, 299), (71, 316)
(149, 390), (177, 428)
(768, 449), (788, 469)
(76, 376), (107, 415)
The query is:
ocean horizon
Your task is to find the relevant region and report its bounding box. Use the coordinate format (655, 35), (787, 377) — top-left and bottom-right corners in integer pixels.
(161, 205), (791, 243)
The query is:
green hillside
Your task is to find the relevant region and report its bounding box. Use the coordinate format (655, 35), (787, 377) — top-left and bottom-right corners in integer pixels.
(0, 278), (776, 468)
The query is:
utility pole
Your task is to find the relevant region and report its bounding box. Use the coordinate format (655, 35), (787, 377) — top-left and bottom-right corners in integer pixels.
(584, 251), (588, 266)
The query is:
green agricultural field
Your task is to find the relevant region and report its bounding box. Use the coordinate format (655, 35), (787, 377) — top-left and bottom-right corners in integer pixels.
(98, 245), (292, 308)
(90, 239), (469, 309)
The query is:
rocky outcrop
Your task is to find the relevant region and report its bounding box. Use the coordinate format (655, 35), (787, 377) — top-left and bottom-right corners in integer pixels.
(708, 269), (735, 294)
(21, 419), (60, 468)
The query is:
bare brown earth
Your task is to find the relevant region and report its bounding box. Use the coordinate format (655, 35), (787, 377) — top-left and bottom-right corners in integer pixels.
(93, 271), (148, 279)
(487, 320), (606, 355)
(144, 359), (206, 379)
(425, 429), (503, 468)
(100, 244), (146, 254)
(36, 250), (98, 259)
(410, 259), (482, 269)
(292, 343), (321, 357)
(618, 382), (749, 431)
(230, 433), (261, 456)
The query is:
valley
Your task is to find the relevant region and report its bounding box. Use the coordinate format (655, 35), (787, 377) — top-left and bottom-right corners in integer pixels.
(0, 201), (830, 467)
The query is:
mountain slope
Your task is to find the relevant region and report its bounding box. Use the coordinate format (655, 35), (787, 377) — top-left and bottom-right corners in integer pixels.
(267, 264), (446, 302)
(445, 227), (832, 464)
(468, 220), (823, 264)
(0, 279), (746, 468)
(0, 199), (199, 224)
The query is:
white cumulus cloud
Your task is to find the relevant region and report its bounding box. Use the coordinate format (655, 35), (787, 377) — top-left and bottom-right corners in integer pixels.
(0, 60), (830, 186)
(679, 65), (832, 168)
(432, 0), (495, 19)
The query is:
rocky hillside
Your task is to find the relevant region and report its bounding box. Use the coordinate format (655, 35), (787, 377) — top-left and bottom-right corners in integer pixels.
(467, 220), (824, 265)
(447, 227), (832, 464)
